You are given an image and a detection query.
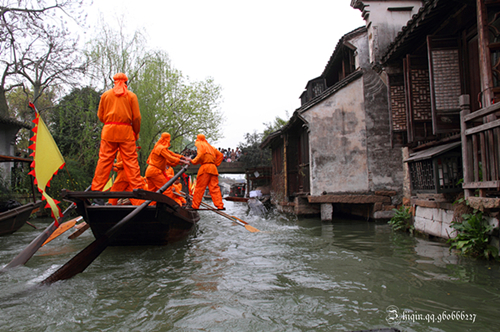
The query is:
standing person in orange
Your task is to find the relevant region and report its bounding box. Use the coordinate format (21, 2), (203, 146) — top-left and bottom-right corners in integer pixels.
(191, 134), (224, 210)
(91, 73), (144, 192)
(145, 133), (190, 204)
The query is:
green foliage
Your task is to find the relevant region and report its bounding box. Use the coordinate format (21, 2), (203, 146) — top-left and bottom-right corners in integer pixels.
(50, 87), (102, 178)
(84, 16), (149, 90)
(263, 113), (289, 139)
(237, 131), (271, 169)
(388, 205), (414, 234)
(447, 211), (499, 260)
(0, 168), (10, 202)
(6, 86), (59, 155)
(46, 158), (94, 208)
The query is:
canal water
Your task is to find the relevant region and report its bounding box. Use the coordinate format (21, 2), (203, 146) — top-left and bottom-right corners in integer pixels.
(1, 200), (499, 332)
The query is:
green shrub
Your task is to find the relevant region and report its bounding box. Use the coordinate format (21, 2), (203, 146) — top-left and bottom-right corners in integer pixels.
(388, 205), (414, 234)
(448, 211), (498, 260)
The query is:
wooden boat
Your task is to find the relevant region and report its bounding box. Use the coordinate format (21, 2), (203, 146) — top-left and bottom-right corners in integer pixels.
(0, 200), (43, 236)
(61, 189), (200, 246)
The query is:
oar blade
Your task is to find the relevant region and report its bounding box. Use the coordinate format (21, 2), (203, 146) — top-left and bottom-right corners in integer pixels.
(41, 235), (109, 285)
(68, 222), (89, 240)
(1, 222), (58, 271)
(244, 224), (260, 233)
(41, 217), (82, 247)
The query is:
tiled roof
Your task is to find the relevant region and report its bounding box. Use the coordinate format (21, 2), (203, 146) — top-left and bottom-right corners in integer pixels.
(298, 70), (364, 114)
(321, 26), (367, 77)
(0, 115), (31, 129)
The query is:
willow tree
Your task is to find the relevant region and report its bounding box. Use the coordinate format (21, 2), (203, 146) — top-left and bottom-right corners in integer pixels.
(85, 22), (224, 170)
(84, 16), (149, 90)
(130, 50), (223, 167)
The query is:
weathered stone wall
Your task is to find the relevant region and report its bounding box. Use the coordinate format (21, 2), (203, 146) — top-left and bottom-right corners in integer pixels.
(354, 1), (425, 63)
(302, 79), (369, 195)
(363, 69), (404, 195)
(414, 206), (455, 239)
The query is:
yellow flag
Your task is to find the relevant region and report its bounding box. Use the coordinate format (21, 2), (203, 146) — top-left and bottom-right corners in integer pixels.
(103, 175), (114, 191)
(28, 103), (65, 226)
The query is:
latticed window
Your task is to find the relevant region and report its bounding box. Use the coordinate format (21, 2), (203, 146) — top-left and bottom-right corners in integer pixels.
(405, 142), (463, 194)
(409, 159), (436, 192)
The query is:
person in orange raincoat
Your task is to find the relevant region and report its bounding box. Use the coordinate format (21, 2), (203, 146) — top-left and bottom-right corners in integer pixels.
(91, 73), (144, 192)
(172, 178), (187, 205)
(108, 151), (146, 206)
(190, 134), (224, 210)
(145, 133), (190, 205)
(163, 166), (187, 206)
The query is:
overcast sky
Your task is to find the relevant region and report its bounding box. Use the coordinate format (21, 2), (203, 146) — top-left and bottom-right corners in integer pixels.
(86, 1), (365, 149)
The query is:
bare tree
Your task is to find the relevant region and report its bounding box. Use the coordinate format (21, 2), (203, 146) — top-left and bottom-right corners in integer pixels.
(0, 0), (88, 117)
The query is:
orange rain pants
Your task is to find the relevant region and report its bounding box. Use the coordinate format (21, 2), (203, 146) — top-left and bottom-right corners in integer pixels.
(92, 140), (143, 191)
(192, 172), (223, 209)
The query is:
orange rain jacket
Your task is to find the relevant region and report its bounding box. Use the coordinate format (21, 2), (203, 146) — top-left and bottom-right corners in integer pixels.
(98, 75), (141, 142)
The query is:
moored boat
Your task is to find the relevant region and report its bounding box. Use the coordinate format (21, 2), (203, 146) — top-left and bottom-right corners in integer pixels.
(223, 196), (249, 203)
(0, 200), (43, 236)
(61, 189), (200, 246)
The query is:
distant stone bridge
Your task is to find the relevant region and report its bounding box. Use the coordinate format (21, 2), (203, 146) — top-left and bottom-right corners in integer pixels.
(176, 161), (247, 175)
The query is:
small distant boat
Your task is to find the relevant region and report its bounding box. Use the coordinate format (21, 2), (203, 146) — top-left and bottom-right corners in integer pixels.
(223, 196), (249, 203)
(0, 200), (43, 236)
(61, 189), (200, 246)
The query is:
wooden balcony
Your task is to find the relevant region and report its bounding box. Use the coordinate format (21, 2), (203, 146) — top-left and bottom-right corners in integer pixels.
(460, 95), (500, 198)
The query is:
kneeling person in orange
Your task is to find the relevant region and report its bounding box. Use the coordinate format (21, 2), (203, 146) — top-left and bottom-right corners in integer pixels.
(145, 133), (190, 204)
(191, 134), (224, 210)
(172, 178), (187, 205)
(91, 73), (143, 192)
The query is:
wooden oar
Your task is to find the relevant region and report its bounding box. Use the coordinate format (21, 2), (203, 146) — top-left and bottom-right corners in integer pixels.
(176, 190), (260, 233)
(25, 221), (38, 229)
(68, 222), (89, 239)
(1, 197), (84, 271)
(40, 164), (190, 285)
(1, 186), (91, 271)
(200, 201), (260, 233)
(41, 216), (83, 246)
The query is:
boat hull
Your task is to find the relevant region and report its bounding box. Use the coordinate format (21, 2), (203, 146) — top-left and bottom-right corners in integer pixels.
(84, 204), (199, 246)
(0, 201), (42, 236)
(62, 189), (200, 247)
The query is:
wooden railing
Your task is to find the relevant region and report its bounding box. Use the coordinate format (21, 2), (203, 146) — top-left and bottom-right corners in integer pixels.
(460, 95), (500, 198)
(175, 161), (247, 175)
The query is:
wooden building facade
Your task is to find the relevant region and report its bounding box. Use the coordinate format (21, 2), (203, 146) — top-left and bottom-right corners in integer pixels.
(381, 0), (500, 203)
